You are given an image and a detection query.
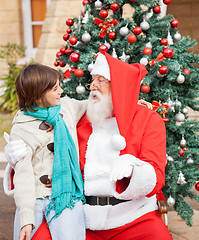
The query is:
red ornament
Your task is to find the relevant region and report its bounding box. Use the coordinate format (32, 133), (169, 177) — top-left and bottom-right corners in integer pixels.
(74, 68), (84, 78)
(54, 61), (59, 67)
(100, 9), (108, 19)
(195, 182), (199, 191)
(133, 26), (142, 35)
(127, 34), (136, 44)
(59, 61), (66, 67)
(153, 5), (161, 14)
(66, 18), (74, 26)
(171, 19), (179, 28)
(70, 52), (80, 63)
(71, 68), (76, 73)
(64, 69), (71, 78)
(163, 0), (171, 5)
(56, 51), (62, 58)
(130, 0), (137, 2)
(179, 149), (185, 156)
(160, 38), (168, 46)
(66, 28), (72, 34)
(65, 48), (73, 54)
(69, 36), (78, 45)
(163, 47), (174, 58)
(143, 47), (152, 55)
(163, 117), (169, 122)
(82, 0), (89, 6)
(63, 33), (70, 41)
(183, 68), (191, 75)
(159, 66), (168, 75)
(111, 3), (119, 11)
(99, 44), (108, 53)
(60, 47), (66, 54)
(141, 85), (150, 93)
(108, 31), (116, 40)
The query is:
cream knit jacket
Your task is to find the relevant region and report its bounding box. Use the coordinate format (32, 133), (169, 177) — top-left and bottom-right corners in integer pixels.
(10, 96), (87, 229)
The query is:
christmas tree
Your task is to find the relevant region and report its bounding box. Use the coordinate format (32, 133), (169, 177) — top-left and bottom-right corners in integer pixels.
(54, 0), (199, 226)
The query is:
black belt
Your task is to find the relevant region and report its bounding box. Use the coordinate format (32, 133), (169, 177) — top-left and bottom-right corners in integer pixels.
(86, 196), (129, 206)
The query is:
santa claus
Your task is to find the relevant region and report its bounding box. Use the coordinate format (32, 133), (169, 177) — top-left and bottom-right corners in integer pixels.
(4, 53), (173, 239)
(77, 52), (172, 239)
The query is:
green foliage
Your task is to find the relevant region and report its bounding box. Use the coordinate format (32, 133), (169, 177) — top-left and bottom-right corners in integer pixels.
(0, 43), (25, 113)
(54, 0), (199, 225)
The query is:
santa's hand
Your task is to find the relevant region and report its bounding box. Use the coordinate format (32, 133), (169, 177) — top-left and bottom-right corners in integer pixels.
(4, 132), (28, 168)
(138, 99), (152, 109)
(110, 155), (143, 182)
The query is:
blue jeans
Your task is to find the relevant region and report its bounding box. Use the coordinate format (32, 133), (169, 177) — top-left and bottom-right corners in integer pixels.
(14, 197), (85, 240)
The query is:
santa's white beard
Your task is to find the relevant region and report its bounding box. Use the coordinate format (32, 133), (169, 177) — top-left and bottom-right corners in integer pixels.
(87, 90), (113, 126)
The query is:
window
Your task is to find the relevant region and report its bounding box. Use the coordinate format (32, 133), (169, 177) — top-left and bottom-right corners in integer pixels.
(21, 0), (50, 60)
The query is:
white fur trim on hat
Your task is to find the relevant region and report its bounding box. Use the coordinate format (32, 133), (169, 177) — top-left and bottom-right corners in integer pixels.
(91, 54), (110, 81)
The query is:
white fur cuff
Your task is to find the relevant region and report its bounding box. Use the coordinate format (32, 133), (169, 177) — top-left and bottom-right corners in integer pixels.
(3, 163), (14, 197)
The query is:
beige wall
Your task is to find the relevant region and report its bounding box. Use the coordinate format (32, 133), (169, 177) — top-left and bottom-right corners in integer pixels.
(0, 0), (23, 76)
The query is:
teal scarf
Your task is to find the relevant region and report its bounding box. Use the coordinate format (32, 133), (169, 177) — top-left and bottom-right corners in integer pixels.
(25, 105), (85, 223)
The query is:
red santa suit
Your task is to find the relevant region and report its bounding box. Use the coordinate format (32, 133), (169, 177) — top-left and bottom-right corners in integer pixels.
(77, 53), (173, 239)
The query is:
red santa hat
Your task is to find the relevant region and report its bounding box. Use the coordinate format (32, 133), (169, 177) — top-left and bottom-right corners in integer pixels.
(92, 53), (148, 139)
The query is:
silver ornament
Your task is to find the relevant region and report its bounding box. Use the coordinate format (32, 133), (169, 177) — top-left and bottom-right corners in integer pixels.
(119, 51), (130, 63)
(175, 112), (185, 122)
(82, 11), (89, 24)
(112, 48), (118, 58)
(156, 71), (164, 78)
(167, 155), (174, 161)
(177, 171), (186, 184)
(167, 195), (175, 206)
(95, 0), (102, 8)
(140, 57), (148, 66)
(82, 31), (91, 42)
(145, 42), (152, 48)
(140, 21), (150, 31)
(175, 99), (182, 107)
(167, 31), (174, 46)
(88, 62), (94, 72)
(76, 84), (85, 94)
(104, 40), (111, 49)
(187, 158), (194, 164)
(119, 26), (129, 36)
(180, 138), (186, 147)
(167, 98), (175, 112)
(177, 73), (185, 84)
(174, 32), (181, 41)
(182, 107), (188, 115)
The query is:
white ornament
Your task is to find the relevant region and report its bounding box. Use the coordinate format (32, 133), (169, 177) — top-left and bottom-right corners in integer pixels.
(82, 31), (91, 42)
(119, 26), (129, 36)
(174, 32), (182, 41)
(140, 21), (150, 31)
(177, 171), (187, 184)
(111, 134), (126, 151)
(180, 137), (186, 147)
(144, 10), (153, 21)
(104, 40), (111, 49)
(140, 57), (148, 66)
(167, 97), (175, 112)
(156, 71), (164, 78)
(145, 42), (152, 48)
(187, 158), (194, 164)
(177, 72), (185, 84)
(112, 48), (118, 58)
(76, 84), (85, 94)
(82, 11), (89, 24)
(88, 62), (94, 72)
(175, 112), (185, 122)
(95, 0), (102, 8)
(167, 195), (175, 206)
(119, 50), (130, 63)
(167, 155), (174, 161)
(182, 107), (188, 115)
(167, 31), (174, 46)
(175, 99), (182, 107)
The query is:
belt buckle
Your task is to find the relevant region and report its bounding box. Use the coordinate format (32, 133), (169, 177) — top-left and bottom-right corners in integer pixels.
(97, 196), (110, 205)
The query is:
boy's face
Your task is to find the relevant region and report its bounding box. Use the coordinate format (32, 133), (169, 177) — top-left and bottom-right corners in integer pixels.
(37, 79), (63, 108)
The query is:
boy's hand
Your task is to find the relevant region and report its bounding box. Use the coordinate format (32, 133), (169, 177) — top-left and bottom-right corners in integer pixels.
(19, 224), (32, 240)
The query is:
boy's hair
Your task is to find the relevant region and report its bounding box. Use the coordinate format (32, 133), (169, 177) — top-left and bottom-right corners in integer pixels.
(15, 63), (62, 111)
